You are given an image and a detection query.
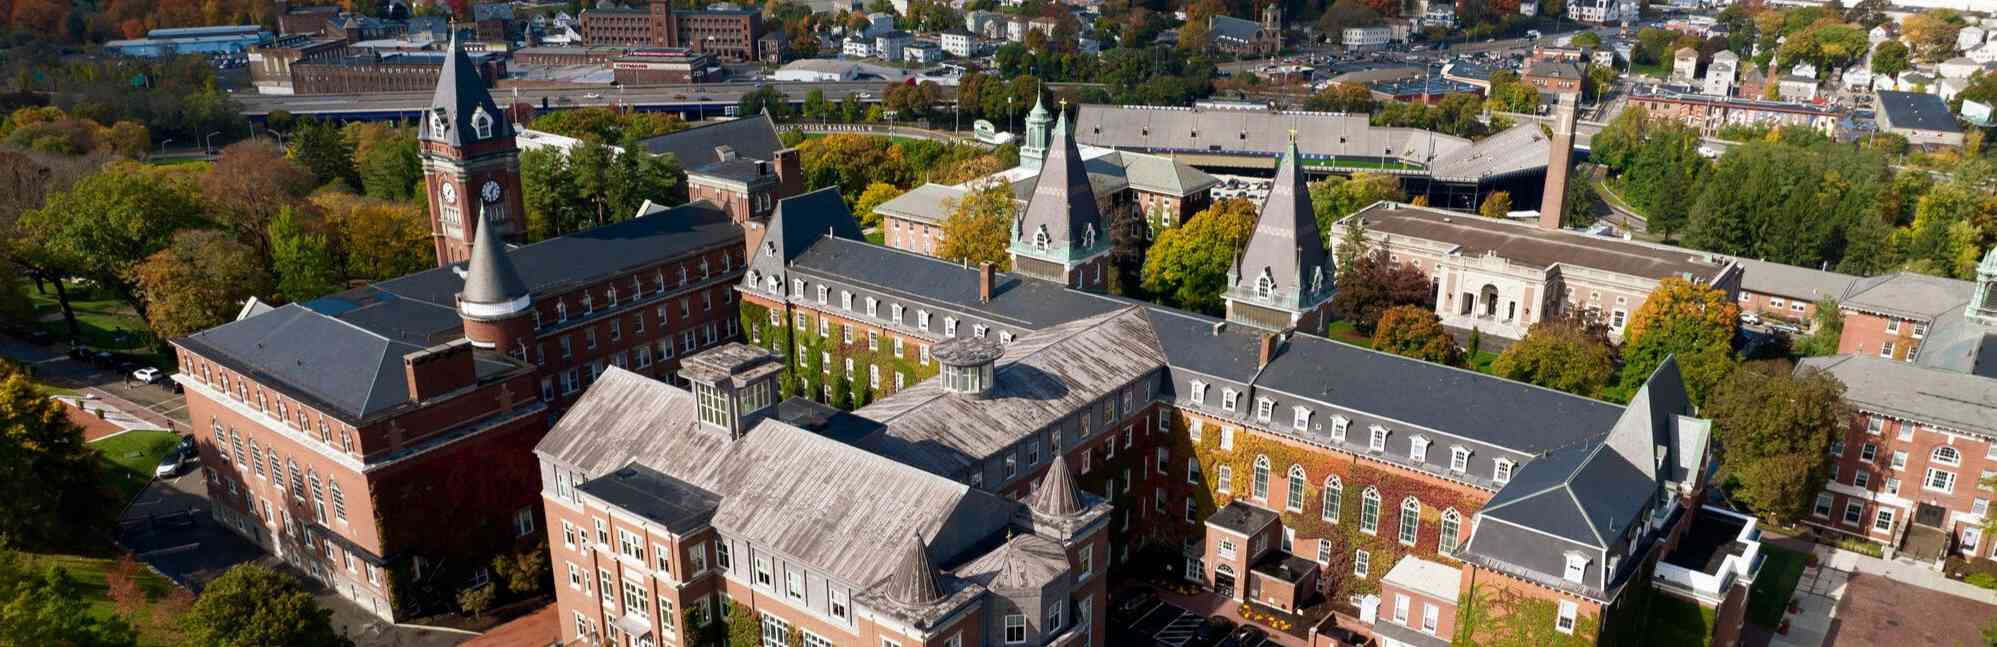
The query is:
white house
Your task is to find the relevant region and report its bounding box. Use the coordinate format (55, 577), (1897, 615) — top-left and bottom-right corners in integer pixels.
(842, 36), (873, 58)
(940, 29), (974, 57)
(1841, 66), (1873, 91)
(876, 30), (913, 61)
(1705, 50), (1738, 96)
(905, 41), (941, 64)
(1959, 26), (1987, 53)
(1971, 42), (1997, 65)
(1343, 25), (1393, 49)
(1940, 56), (1981, 80)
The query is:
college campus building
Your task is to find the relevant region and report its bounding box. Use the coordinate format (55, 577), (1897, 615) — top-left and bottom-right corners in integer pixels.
(1800, 249), (1997, 563)
(173, 41), (771, 620)
(579, 1), (766, 62)
(873, 98), (1217, 259)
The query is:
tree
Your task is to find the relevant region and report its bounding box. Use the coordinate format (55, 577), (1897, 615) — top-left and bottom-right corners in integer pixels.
(853, 182), (904, 229)
(1795, 298), (1844, 357)
(355, 129), (423, 201)
(1589, 105), (1649, 173)
(20, 161), (201, 322)
(268, 208), (341, 303)
(723, 595), (760, 647)
(1900, 9), (1962, 62)
(1140, 198), (1257, 314)
(0, 362), (108, 548)
(133, 230), (275, 339)
(1304, 82), (1377, 113)
(1870, 40), (1911, 78)
(1562, 164), (1598, 228)
(1491, 314), (1617, 398)
(1705, 362), (1851, 525)
(1308, 173), (1404, 234)
(1371, 305), (1462, 366)
(1478, 191), (1512, 218)
(937, 182), (1015, 271)
(1615, 277), (1740, 405)
(316, 193), (432, 281)
(0, 549), (137, 646)
(201, 140), (317, 263)
(1332, 250), (1433, 335)
(288, 118), (358, 190)
(0, 148), (112, 339)
(182, 564), (352, 647)
(457, 583), (495, 620)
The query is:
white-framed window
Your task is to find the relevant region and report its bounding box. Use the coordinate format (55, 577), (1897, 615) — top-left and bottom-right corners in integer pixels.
(1360, 487), (1380, 534)
(1221, 389), (1239, 412)
(1330, 416), (1348, 442)
(1190, 380), (1207, 404)
(1251, 456), (1271, 500)
(830, 588), (850, 621)
(1935, 446), (1963, 467)
(1322, 476), (1342, 521)
(1399, 497), (1421, 546)
(786, 569), (805, 601)
(1440, 509), (1461, 555)
(1285, 465), (1307, 511)
(1926, 468), (1957, 493)
(1862, 443), (1878, 462)
(1555, 600), (1578, 634)
(1220, 425), (1234, 450)
(1369, 426), (1388, 452)
(1843, 501), (1865, 525)
(1813, 493), (1833, 518)
(1004, 614), (1027, 643)
(754, 557), (773, 587)
(1874, 508), (1896, 533)
(1393, 593), (1409, 624)
(1255, 397), (1274, 423)
(1892, 451), (1909, 470)
(1353, 549), (1370, 577)
(1494, 458), (1514, 484)
(1189, 419), (1204, 442)
(1450, 447), (1470, 473)
(1217, 465), (1233, 494)
(1409, 436), (1429, 462)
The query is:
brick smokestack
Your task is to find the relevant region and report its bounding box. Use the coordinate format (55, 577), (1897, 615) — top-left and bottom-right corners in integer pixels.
(1539, 91), (1579, 231)
(979, 262), (995, 303)
(1257, 333), (1280, 369)
(403, 340), (477, 402)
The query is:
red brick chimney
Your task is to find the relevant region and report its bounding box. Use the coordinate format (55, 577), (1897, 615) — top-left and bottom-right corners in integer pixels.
(773, 148), (804, 199)
(403, 340), (477, 402)
(978, 262), (995, 303)
(1257, 333), (1280, 368)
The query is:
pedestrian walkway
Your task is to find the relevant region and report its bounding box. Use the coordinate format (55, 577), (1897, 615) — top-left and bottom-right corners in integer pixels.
(54, 395), (160, 435)
(1769, 561), (1844, 647)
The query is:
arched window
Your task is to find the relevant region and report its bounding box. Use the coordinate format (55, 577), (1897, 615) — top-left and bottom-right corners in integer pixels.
(1311, 266), (1324, 294)
(1360, 487), (1381, 534)
(1399, 497), (1421, 546)
(1934, 446), (1962, 467)
(1322, 475), (1343, 522)
(470, 107), (494, 139)
(1286, 465), (1307, 512)
(1033, 226), (1051, 252)
(1440, 509), (1462, 556)
(1083, 223), (1097, 249)
(1252, 456), (1271, 501)
(1256, 269), (1275, 299)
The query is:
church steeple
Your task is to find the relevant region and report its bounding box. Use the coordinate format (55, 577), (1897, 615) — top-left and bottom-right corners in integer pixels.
(1021, 92), (1054, 169)
(1010, 102), (1110, 291)
(419, 32), (524, 267)
(1225, 132), (1333, 333)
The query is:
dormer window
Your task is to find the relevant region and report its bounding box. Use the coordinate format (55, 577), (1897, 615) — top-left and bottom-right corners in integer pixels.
(1255, 397), (1274, 423)
(1256, 269), (1275, 299)
(1563, 553), (1588, 583)
(1494, 458), (1514, 484)
(470, 107), (494, 140)
(1330, 416), (1349, 442)
(1369, 426), (1388, 452)
(1293, 406), (1311, 430)
(1033, 226), (1050, 252)
(1221, 389), (1239, 412)
(1190, 380), (1207, 403)
(1450, 447), (1469, 472)
(764, 241), (776, 257)
(1083, 224), (1097, 249)
(429, 108), (449, 135)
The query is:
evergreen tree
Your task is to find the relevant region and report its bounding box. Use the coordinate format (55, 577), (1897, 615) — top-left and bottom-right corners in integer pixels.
(268, 207), (341, 303)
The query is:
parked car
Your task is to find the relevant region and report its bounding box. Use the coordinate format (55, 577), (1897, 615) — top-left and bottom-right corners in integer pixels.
(176, 434), (197, 454)
(131, 367), (164, 384)
(1769, 321), (1803, 335)
(1739, 312), (1761, 326)
(154, 447), (192, 478)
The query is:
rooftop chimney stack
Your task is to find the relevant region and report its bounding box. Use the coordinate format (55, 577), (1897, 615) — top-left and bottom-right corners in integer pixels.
(1539, 92), (1579, 231)
(1257, 333), (1280, 368)
(978, 262), (995, 303)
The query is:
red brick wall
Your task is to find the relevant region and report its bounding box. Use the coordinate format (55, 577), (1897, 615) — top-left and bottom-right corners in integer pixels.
(1377, 579), (1458, 639)
(1835, 309), (1928, 362)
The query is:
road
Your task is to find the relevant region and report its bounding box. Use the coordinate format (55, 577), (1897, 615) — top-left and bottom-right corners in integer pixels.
(237, 80), (897, 118)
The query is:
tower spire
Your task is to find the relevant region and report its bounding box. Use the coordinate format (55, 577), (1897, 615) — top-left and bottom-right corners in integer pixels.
(1224, 128), (1331, 332)
(881, 532), (944, 607)
(1010, 99), (1107, 289)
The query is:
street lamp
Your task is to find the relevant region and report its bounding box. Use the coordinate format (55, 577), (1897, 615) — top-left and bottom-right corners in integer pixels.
(204, 131), (222, 153)
(158, 138), (174, 157)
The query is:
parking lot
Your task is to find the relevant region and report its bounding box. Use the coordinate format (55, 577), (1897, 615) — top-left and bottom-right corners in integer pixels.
(1112, 593), (1270, 647)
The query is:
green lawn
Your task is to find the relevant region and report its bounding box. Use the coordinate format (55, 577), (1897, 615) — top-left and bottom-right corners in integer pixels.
(1304, 157), (1424, 171)
(90, 430), (178, 506)
(28, 290), (159, 355)
(865, 230), (886, 246)
(1747, 546), (1810, 628)
(25, 551), (185, 646)
(1641, 593), (1717, 646)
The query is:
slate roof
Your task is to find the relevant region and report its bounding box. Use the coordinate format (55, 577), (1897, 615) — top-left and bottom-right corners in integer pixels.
(1227, 137), (1329, 314)
(856, 307), (1166, 476)
(1915, 310), (1997, 378)
(1801, 354), (1997, 437)
(635, 112), (785, 165)
(576, 464), (720, 534)
(461, 211), (529, 305)
(1525, 59), (1584, 81)
(873, 183), (969, 226)
(1208, 14), (1263, 43)
(1253, 334), (1625, 455)
(1016, 109), (1106, 258)
(420, 36), (511, 148)
(760, 187), (868, 266)
(1208, 500), (1280, 535)
(787, 237), (1124, 330)
(367, 200), (737, 307)
(176, 304), (518, 422)
(1878, 90), (1964, 134)
(1349, 202), (1732, 283)
(1074, 104), (1472, 167)
(1840, 271), (1973, 321)
(879, 532), (945, 606)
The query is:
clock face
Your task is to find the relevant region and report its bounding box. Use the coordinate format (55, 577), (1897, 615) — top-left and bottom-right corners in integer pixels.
(482, 180), (502, 203)
(440, 182), (458, 205)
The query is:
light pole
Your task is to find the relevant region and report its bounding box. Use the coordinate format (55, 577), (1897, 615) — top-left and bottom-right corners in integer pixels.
(204, 131), (222, 153)
(158, 138), (174, 157)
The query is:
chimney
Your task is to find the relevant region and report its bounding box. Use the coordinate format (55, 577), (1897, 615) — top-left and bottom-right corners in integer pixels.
(714, 145), (736, 162)
(403, 340), (477, 402)
(772, 148), (804, 199)
(1538, 92), (1579, 231)
(1257, 333), (1280, 369)
(978, 262), (995, 302)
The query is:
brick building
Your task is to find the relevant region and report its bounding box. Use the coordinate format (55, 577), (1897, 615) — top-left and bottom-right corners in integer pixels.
(609, 49), (716, 85)
(290, 51), (508, 96)
(1627, 86), (1842, 138)
(580, 1), (765, 62)
(1728, 258), (1857, 330)
(1833, 271), (1975, 363)
(174, 39), (756, 621)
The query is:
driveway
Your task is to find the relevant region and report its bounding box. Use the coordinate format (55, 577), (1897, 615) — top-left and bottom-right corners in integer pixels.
(1829, 572), (1997, 647)
(115, 469), (265, 592)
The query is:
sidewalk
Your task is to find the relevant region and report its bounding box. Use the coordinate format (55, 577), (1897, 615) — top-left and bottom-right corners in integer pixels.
(1770, 535), (1997, 605)
(55, 395), (162, 435)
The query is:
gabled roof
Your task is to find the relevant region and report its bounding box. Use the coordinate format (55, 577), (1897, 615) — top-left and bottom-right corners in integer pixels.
(760, 187), (867, 266)
(1730, 257), (1857, 303)
(1015, 109), (1105, 258)
(1841, 271), (1973, 321)
(1916, 308), (1997, 378)
(1802, 354), (1997, 437)
(461, 211), (529, 305)
(420, 35), (511, 148)
(786, 237), (1123, 330)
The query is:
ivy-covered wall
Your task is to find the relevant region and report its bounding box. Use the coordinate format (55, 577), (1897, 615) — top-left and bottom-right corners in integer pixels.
(1165, 410), (1491, 599)
(739, 298), (939, 410)
(1450, 581), (1603, 647)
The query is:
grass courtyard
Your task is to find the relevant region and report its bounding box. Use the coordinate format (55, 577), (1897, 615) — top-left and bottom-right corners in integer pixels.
(90, 430), (178, 508)
(26, 288), (170, 369)
(21, 550), (188, 646)
(1322, 319), (1500, 375)
(1747, 545), (1811, 628)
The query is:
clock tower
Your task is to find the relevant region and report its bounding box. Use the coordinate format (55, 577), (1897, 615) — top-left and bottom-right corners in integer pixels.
(420, 34), (524, 267)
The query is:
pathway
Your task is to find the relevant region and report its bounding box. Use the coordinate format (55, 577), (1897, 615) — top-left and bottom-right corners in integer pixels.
(55, 395), (162, 436)
(1761, 536), (1997, 647)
